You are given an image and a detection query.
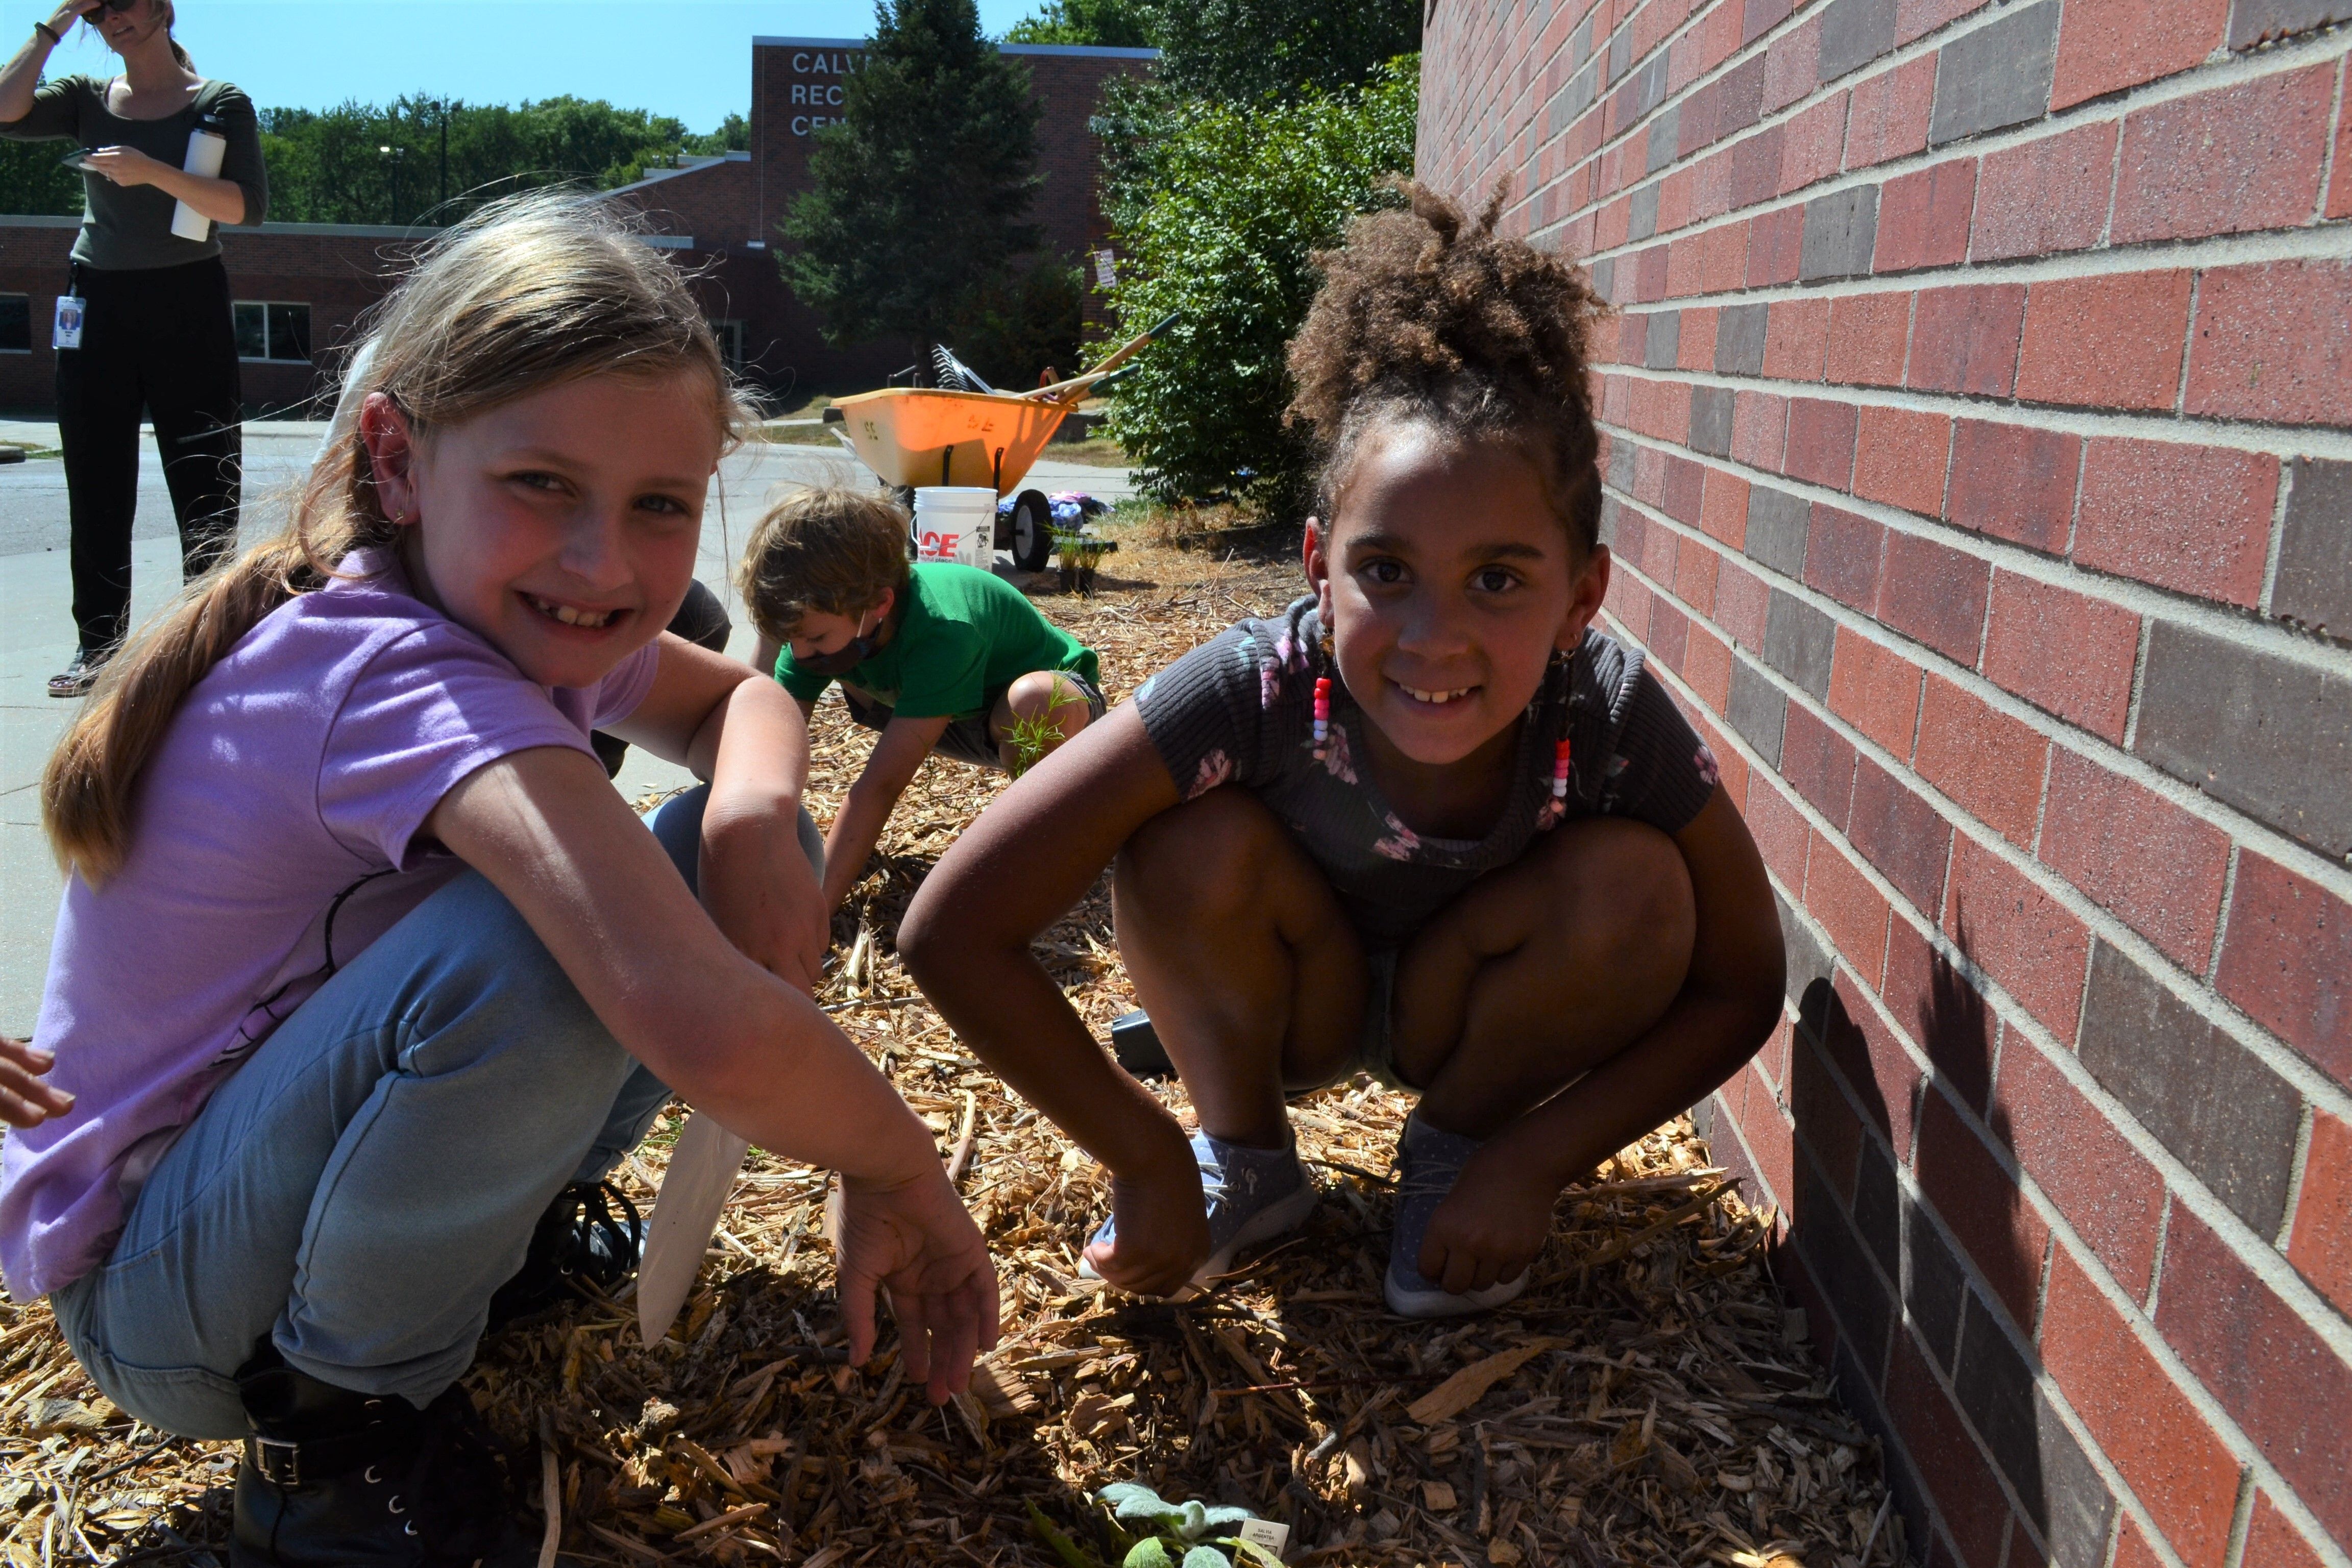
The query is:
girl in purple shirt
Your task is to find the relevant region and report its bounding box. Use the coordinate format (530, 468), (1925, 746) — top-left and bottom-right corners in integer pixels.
(0, 194), (995, 1562)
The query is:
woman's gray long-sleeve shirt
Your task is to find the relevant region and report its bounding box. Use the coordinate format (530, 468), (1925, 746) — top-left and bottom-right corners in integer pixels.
(0, 74), (267, 271)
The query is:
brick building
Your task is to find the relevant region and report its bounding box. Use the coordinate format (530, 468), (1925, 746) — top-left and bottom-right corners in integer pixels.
(1419, 4), (2352, 1568)
(0, 36), (1154, 415)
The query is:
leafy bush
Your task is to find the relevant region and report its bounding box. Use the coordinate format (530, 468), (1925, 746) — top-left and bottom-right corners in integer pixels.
(1095, 58), (1416, 519)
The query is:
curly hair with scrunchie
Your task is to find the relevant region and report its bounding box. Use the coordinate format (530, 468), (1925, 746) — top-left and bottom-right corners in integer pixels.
(1285, 179), (1610, 552)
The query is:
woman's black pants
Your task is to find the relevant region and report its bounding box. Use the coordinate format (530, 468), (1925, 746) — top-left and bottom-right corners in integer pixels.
(55, 255), (243, 659)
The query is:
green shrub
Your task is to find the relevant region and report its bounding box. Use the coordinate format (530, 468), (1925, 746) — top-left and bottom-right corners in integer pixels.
(1095, 58), (1416, 519)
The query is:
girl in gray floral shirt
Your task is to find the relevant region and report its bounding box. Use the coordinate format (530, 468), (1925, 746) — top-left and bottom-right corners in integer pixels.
(903, 184), (1785, 1317)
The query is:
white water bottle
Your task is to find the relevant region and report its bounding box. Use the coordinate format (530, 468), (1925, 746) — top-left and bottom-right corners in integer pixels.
(170, 122), (226, 242)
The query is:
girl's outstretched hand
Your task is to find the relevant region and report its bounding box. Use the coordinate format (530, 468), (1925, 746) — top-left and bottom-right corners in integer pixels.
(1080, 1156), (1212, 1298)
(832, 1167), (1000, 1405)
(1418, 1150), (1554, 1297)
(0, 1036), (73, 1129)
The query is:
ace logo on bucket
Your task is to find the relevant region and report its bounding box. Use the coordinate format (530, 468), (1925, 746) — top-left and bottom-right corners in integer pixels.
(913, 487), (997, 568)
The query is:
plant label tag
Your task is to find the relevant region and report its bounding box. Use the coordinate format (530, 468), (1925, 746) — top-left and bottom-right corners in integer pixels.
(52, 293), (83, 351)
(1237, 1518), (1290, 1554)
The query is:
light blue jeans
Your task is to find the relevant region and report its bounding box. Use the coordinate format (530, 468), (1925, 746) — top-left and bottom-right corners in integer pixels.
(49, 787), (819, 1439)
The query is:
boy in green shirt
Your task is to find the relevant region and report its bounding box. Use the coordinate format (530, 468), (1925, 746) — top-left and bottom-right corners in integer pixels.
(739, 487), (1106, 913)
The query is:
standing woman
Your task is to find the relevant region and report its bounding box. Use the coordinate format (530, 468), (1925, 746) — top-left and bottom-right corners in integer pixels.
(0, 0), (265, 697)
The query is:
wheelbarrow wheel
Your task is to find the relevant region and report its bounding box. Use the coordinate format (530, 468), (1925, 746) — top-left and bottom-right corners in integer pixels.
(1009, 489), (1055, 573)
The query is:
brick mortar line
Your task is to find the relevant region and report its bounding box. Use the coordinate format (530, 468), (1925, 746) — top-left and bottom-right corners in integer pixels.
(2258, 445), (2295, 619)
(2172, 267), (2204, 419)
(1603, 489), (2352, 1117)
(1639, 633), (2352, 1568)
(1536, 15), (2352, 263)
(2280, 1103), (2320, 1259)
(2317, 36), (2348, 228)
(2224, 1473), (2260, 1568)
(1597, 422), (2352, 730)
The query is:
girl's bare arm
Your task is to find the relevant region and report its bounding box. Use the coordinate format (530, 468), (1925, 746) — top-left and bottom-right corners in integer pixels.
(898, 706), (1202, 1218)
(606, 632), (826, 991)
(424, 743), (995, 1395)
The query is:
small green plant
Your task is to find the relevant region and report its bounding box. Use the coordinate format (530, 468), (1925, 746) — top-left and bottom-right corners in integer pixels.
(1094, 1482), (1280, 1568)
(1055, 529), (1115, 595)
(1002, 679), (1085, 778)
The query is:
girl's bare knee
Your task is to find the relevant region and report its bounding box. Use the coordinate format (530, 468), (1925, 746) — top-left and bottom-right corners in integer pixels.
(1115, 789), (1286, 922)
(1567, 819), (1696, 968)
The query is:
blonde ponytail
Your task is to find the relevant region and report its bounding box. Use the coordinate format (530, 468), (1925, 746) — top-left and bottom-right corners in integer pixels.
(41, 190), (745, 884)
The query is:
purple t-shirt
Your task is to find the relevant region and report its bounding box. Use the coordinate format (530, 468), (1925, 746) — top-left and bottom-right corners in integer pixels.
(1, 550), (658, 1300)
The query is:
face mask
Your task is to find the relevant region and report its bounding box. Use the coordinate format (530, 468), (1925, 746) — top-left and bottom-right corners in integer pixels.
(794, 608), (884, 678)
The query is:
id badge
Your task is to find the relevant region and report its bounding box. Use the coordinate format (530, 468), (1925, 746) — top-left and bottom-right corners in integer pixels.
(52, 293), (85, 352)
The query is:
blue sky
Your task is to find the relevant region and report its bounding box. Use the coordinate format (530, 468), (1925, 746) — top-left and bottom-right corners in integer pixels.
(90, 2), (1053, 133)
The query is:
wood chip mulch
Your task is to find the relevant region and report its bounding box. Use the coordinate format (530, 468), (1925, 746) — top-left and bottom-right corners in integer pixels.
(0, 529), (1908, 1568)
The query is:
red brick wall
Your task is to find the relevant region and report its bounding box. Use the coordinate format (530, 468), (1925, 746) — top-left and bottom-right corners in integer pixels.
(1420, 4), (2352, 1568)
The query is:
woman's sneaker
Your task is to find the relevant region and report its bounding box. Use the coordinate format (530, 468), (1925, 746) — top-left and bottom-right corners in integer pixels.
(47, 647), (108, 699)
(1079, 1130), (1319, 1288)
(1385, 1114), (1530, 1318)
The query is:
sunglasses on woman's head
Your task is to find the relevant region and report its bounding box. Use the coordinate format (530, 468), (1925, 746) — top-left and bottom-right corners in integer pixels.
(85, 0), (136, 16)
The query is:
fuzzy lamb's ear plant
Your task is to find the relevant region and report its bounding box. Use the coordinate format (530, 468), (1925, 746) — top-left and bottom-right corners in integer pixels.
(1098, 1483), (1259, 1567)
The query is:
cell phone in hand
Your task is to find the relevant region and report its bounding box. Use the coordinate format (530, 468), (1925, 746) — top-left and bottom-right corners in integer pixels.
(58, 149), (95, 172)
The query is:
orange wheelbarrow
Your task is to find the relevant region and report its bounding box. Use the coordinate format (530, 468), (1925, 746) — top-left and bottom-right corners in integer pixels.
(824, 314), (1173, 570)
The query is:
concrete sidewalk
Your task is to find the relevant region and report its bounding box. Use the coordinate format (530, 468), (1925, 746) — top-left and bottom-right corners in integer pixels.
(0, 421), (1137, 1033)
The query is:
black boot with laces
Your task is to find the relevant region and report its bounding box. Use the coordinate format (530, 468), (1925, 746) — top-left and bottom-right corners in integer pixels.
(486, 1179), (643, 1329)
(231, 1347), (527, 1567)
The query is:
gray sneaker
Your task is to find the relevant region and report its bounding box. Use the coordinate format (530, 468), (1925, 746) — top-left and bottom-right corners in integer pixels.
(1386, 1114), (1530, 1318)
(1080, 1130), (1319, 1288)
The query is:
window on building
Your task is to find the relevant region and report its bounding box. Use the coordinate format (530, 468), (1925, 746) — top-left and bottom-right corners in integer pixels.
(232, 301), (312, 362)
(710, 317), (745, 372)
(0, 293), (30, 353)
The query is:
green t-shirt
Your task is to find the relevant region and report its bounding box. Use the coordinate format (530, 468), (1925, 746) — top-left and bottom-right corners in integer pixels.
(774, 561), (1100, 720)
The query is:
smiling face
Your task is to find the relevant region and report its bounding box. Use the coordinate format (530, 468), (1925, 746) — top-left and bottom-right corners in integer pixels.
(1308, 421), (1610, 769)
(362, 371), (725, 690)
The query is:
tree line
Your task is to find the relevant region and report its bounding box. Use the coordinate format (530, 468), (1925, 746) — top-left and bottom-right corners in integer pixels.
(0, 95), (746, 225)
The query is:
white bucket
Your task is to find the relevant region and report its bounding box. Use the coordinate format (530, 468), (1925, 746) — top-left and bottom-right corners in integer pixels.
(913, 486), (998, 568)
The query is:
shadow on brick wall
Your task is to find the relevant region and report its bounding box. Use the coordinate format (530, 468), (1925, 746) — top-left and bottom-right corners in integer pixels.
(1766, 912), (2115, 1568)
